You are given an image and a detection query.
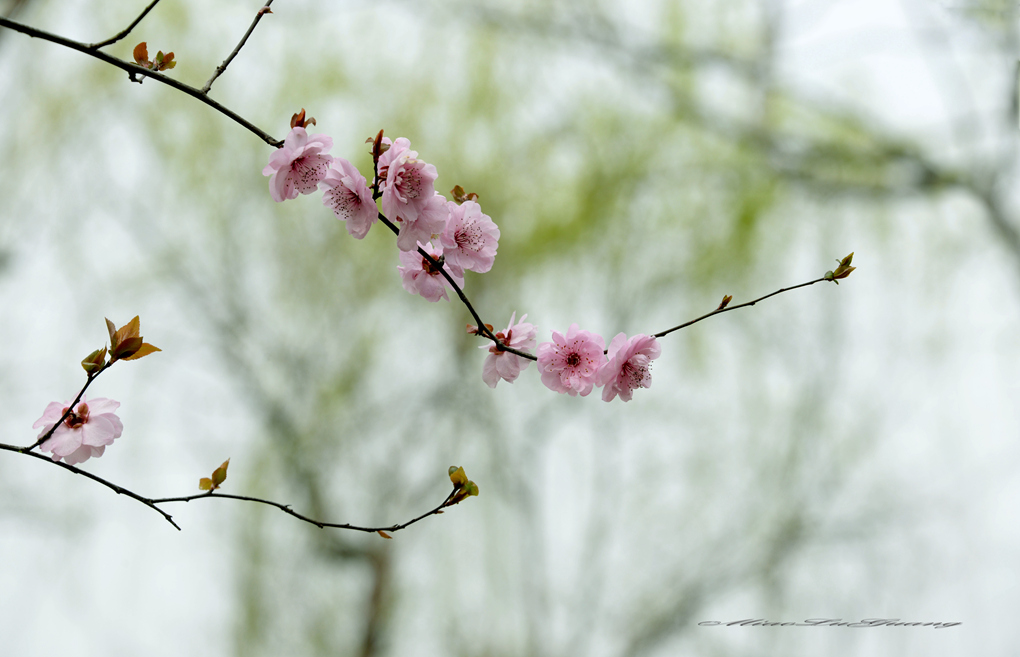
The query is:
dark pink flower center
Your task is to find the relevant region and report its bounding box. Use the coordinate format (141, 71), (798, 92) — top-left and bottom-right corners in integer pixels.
(489, 329), (513, 354)
(292, 155), (329, 193)
(620, 357), (652, 390)
(394, 164), (424, 202)
(455, 226), (482, 253)
(422, 254), (445, 275)
(566, 352), (581, 368)
(64, 403), (89, 429)
(327, 185), (360, 220)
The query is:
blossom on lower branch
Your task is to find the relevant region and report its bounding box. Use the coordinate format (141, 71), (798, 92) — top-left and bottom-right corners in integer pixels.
(262, 127), (334, 202)
(481, 312), (537, 387)
(379, 137), (439, 241)
(536, 324), (607, 397)
(597, 333), (661, 402)
(32, 396), (123, 465)
(395, 193), (450, 252)
(322, 158), (377, 238)
(397, 242), (464, 302)
(440, 200), (499, 273)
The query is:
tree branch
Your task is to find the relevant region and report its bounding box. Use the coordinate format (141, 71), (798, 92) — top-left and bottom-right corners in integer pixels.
(0, 442), (182, 529)
(0, 440), (465, 534)
(0, 16), (283, 147)
(88, 0), (163, 49)
(201, 1), (276, 95)
(151, 488), (460, 534)
(0, 12), (848, 358)
(375, 213), (535, 357)
(378, 202), (841, 359)
(652, 277), (830, 339)
(10, 327), (464, 534)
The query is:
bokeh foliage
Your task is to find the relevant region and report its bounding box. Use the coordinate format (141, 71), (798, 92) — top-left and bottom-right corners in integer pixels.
(2, 0), (1015, 656)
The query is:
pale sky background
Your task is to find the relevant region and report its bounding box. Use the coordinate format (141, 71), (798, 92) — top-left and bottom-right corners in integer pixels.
(0, 1), (1018, 656)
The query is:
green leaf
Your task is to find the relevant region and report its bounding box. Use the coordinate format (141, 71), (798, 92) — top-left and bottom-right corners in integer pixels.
(81, 347), (107, 373)
(211, 459), (230, 486)
(449, 466), (468, 487)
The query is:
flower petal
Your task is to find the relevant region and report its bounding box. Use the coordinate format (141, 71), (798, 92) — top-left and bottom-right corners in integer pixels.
(41, 427), (83, 458)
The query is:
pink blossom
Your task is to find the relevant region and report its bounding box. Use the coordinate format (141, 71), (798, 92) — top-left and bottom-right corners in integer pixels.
(262, 127), (334, 202)
(322, 158), (378, 238)
(395, 193), (450, 252)
(397, 241), (464, 302)
(440, 200), (500, 273)
(378, 137), (439, 231)
(597, 333), (662, 402)
(536, 324), (607, 397)
(481, 312), (537, 388)
(32, 396), (123, 465)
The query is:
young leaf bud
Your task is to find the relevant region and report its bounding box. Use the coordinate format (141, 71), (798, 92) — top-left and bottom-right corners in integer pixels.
(449, 466), (469, 488)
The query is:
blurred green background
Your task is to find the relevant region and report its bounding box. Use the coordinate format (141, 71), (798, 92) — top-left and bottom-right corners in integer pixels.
(1, 1), (1017, 655)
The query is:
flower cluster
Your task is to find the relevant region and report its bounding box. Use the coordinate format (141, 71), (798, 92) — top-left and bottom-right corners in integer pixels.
(398, 241), (464, 302)
(470, 317), (662, 400)
(536, 327), (661, 400)
(262, 127), (500, 292)
(264, 124), (662, 401)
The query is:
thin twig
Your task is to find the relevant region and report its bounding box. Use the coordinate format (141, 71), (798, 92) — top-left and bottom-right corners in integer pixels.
(367, 131), (840, 357)
(378, 205), (834, 357)
(88, 0), (163, 49)
(0, 16), (283, 147)
(0, 442), (181, 529)
(201, 1), (275, 94)
(152, 489), (460, 533)
(652, 278), (828, 339)
(375, 213), (536, 360)
(1, 440), (463, 534)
